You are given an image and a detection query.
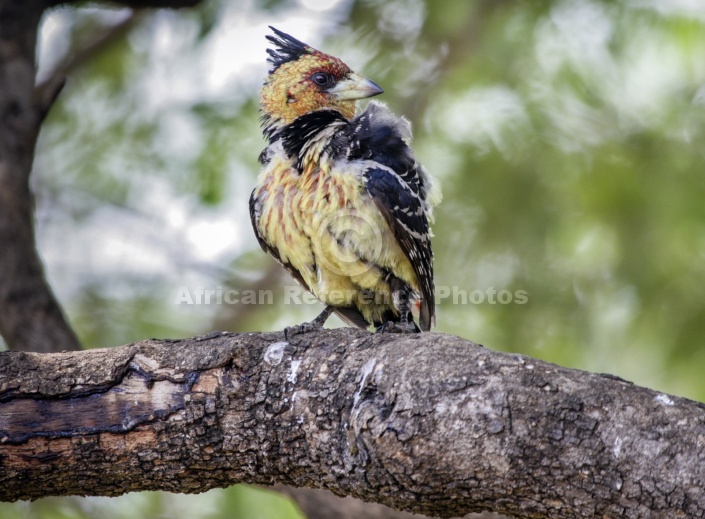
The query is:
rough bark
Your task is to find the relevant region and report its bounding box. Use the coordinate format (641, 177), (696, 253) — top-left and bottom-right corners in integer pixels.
(1, 328), (702, 518)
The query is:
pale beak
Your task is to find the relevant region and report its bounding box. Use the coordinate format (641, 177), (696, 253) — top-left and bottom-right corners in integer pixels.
(328, 73), (384, 100)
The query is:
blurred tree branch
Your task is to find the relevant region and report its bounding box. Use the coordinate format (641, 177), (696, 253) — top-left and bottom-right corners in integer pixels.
(46, 0), (203, 7)
(0, 0), (201, 353)
(1, 328), (702, 518)
(36, 10), (145, 104)
(0, 0), (81, 352)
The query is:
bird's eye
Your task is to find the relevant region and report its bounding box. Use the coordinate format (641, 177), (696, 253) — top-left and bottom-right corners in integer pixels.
(311, 72), (334, 88)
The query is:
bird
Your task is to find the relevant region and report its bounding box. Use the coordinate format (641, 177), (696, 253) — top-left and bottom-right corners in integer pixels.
(250, 27), (440, 335)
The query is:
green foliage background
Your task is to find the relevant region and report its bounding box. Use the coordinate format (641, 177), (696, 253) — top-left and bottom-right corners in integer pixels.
(5, 0), (705, 517)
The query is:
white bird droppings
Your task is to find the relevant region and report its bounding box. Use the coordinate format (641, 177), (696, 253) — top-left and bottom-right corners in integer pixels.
(264, 341), (288, 366)
(353, 358), (377, 409)
(654, 393), (674, 406)
(288, 359), (302, 383)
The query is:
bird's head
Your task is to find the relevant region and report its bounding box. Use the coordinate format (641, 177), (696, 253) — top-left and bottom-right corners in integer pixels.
(260, 27), (383, 133)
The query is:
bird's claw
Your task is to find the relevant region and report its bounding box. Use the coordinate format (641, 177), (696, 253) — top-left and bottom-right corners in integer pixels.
(284, 320), (323, 341)
(376, 321), (419, 334)
(284, 306), (335, 340)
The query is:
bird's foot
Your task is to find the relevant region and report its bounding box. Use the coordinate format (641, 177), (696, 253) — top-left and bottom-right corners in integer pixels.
(284, 320), (324, 341)
(376, 320), (419, 334)
(284, 306), (334, 341)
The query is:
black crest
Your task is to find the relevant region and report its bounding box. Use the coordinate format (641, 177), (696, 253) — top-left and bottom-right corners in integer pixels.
(266, 27), (313, 73)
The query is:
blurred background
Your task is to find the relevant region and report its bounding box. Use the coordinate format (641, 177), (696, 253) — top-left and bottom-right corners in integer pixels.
(3, 0), (705, 517)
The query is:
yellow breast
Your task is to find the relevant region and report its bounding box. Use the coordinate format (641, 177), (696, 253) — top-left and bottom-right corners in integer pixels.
(253, 154), (418, 324)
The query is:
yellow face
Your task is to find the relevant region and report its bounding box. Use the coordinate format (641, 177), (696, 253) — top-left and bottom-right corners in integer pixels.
(260, 50), (383, 129)
(261, 52), (353, 125)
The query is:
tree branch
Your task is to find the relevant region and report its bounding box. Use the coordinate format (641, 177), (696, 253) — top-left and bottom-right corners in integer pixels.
(1, 329), (702, 518)
(0, 0), (207, 353)
(35, 10), (144, 115)
(48, 0), (203, 7)
(0, 0), (81, 352)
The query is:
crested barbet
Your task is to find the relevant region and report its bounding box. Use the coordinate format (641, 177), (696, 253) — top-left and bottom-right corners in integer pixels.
(250, 27), (441, 334)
